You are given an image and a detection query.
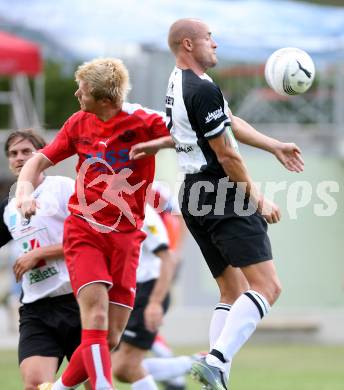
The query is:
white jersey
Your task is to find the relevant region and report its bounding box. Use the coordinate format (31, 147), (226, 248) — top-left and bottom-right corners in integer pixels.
(137, 204), (169, 283)
(166, 67), (238, 177)
(3, 176), (75, 303)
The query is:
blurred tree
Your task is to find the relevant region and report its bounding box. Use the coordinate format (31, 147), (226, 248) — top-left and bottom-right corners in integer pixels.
(0, 78), (10, 128)
(0, 62), (79, 130)
(44, 60), (79, 129)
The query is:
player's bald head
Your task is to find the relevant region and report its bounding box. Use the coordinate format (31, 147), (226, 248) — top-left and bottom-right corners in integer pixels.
(168, 18), (207, 54)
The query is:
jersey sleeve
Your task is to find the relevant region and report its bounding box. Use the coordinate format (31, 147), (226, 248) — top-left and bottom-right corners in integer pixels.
(143, 206), (169, 254)
(40, 118), (76, 165)
(0, 198), (12, 247)
(144, 110), (170, 140)
(192, 81), (230, 139)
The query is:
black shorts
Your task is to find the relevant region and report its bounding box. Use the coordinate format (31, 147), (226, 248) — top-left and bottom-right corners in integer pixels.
(121, 279), (170, 350)
(180, 173), (273, 278)
(18, 293), (81, 367)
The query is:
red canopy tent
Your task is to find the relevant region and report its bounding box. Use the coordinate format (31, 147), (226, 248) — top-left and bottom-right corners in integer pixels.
(0, 31), (43, 129)
(0, 31), (42, 76)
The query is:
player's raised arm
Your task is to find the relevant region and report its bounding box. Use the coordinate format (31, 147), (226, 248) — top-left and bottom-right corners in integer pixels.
(209, 130), (281, 224)
(129, 136), (175, 160)
(231, 114), (304, 173)
(15, 153), (52, 218)
(209, 131), (259, 196)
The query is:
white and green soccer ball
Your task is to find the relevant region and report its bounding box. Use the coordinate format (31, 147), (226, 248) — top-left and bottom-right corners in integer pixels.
(265, 47), (315, 96)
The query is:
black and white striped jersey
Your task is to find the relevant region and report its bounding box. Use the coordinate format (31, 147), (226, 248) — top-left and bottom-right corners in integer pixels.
(165, 67), (236, 177)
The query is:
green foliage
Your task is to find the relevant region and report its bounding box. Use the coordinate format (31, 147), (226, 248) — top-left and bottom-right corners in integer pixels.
(44, 61), (80, 129)
(209, 67), (260, 113)
(0, 61), (80, 130)
(0, 78), (11, 128)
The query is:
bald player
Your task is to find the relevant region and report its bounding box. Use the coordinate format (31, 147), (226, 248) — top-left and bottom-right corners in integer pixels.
(130, 18), (304, 390)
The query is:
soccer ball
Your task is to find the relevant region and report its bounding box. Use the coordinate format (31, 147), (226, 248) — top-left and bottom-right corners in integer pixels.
(264, 47), (315, 96)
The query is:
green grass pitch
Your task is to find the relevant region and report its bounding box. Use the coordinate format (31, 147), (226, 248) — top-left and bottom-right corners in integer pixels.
(0, 344), (343, 390)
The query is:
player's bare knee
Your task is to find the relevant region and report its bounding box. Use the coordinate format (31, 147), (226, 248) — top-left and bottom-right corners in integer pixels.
(217, 268), (249, 303)
(112, 361), (123, 381)
(88, 310), (108, 328)
(21, 367), (47, 390)
(114, 370), (131, 383)
(24, 383), (39, 390)
(251, 277), (282, 306)
(271, 279), (282, 304)
(265, 280), (282, 305)
(113, 360), (133, 383)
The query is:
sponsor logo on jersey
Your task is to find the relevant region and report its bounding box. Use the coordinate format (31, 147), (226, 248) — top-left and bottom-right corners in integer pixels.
(99, 139), (110, 147)
(118, 130), (136, 143)
(21, 238), (58, 284)
(165, 96), (174, 106)
(29, 266), (58, 285)
(176, 145), (193, 153)
(205, 108), (224, 124)
(21, 218), (30, 226)
(19, 226), (35, 235)
(84, 148), (130, 171)
(22, 239), (47, 268)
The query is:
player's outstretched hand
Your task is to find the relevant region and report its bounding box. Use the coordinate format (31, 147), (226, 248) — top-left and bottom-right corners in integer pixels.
(130, 136), (175, 160)
(274, 142), (304, 173)
(129, 141), (159, 160)
(258, 198), (281, 224)
(16, 196), (38, 220)
(13, 251), (41, 282)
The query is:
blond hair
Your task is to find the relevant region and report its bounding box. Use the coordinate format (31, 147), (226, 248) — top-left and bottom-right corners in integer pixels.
(75, 58), (131, 107)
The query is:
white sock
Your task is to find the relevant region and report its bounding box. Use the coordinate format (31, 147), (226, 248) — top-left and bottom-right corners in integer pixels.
(209, 303), (231, 348)
(51, 377), (74, 390)
(212, 290), (270, 363)
(166, 375), (186, 387)
(142, 356), (192, 381)
(132, 375), (158, 390)
(151, 338), (173, 358)
(208, 303), (232, 379)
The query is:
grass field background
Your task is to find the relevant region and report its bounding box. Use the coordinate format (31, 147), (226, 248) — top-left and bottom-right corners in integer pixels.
(0, 344), (343, 390)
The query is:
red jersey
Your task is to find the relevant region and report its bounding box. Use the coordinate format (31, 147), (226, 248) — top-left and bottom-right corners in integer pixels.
(41, 103), (169, 232)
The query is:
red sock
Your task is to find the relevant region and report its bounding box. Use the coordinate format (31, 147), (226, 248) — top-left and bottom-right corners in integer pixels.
(61, 329), (112, 389)
(81, 329), (113, 390)
(61, 344), (88, 387)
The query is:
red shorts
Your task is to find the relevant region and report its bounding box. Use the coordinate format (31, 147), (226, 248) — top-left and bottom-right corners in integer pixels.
(63, 214), (146, 308)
